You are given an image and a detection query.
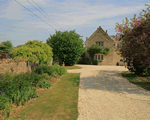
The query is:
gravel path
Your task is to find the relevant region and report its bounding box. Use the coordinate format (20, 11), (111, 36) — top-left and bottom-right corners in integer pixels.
(67, 65), (150, 120)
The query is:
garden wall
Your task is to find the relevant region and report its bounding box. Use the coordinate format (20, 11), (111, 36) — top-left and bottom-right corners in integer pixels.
(0, 58), (31, 75)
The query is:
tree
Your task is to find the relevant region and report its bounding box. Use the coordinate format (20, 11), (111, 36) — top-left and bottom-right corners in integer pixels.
(46, 30), (86, 66)
(11, 40), (53, 66)
(115, 4), (150, 76)
(0, 41), (13, 54)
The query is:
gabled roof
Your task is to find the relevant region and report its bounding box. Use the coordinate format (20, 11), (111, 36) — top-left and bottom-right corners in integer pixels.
(87, 26), (116, 43)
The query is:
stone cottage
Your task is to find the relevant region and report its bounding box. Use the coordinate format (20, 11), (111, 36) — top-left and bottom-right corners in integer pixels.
(85, 26), (124, 65)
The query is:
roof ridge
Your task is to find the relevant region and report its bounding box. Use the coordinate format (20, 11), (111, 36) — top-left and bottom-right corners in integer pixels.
(87, 26), (116, 43)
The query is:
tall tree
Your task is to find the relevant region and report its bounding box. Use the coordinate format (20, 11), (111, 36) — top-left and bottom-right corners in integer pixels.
(46, 30), (86, 66)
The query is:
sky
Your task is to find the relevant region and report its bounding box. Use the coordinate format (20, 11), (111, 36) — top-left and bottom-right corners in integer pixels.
(0, 0), (149, 47)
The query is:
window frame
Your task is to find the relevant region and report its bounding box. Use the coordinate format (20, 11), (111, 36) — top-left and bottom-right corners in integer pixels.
(96, 41), (104, 47)
(94, 54), (103, 60)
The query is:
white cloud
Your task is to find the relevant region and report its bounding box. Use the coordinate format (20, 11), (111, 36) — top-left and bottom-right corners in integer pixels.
(0, 0), (149, 47)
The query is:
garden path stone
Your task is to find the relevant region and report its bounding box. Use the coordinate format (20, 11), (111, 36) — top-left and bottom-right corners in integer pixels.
(67, 65), (150, 120)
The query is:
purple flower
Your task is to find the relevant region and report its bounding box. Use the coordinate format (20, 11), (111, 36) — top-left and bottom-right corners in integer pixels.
(0, 91), (5, 94)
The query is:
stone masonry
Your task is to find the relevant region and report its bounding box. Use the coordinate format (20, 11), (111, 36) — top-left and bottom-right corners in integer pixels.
(85, 26), (123, 65)
(0, 58), (31, 75)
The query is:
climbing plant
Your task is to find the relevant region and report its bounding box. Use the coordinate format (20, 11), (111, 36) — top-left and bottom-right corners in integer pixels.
(87, 44), (110, 60)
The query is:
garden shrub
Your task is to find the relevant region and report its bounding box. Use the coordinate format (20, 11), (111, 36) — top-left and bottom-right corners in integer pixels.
(34, 66), (49, 75)
(0, 94), (10, 110)
(0, 72), (41, 108)
(34, 65), (67, 76)
(37, 79), (51, 89)
(92, 60), (98, 65)
(49, 65), (67, 75)
(84, 54), (92, 64)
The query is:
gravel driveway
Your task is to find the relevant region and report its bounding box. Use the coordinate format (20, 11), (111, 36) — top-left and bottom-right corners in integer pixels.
(67, 65), (150, 120)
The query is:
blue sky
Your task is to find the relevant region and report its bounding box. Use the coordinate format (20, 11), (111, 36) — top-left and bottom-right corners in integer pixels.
(0, 0), (149, 47)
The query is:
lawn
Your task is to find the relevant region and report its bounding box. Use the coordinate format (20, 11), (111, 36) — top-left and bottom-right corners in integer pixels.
(65, 65), (82, 70)
(8, 73), (80, 120)
(121, 71), (150, 91)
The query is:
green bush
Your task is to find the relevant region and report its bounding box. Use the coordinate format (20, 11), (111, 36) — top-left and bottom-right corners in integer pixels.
(42, 73), (52, 79)
(58, 66), (67, 75)
(34, 65), (67, 76)
(0, 94), (10, 110)
(34, 66), (49, 75)
(37, 79), (51, 89)
(97, 60), (102, 62)
(92, 60), (98, 65)
(50, 65), (67, 75)
(0, 72), (41, 108)
(84, 54), (92, 64)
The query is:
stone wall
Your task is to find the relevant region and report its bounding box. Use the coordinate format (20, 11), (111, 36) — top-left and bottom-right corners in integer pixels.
(0, 58), (31, 75)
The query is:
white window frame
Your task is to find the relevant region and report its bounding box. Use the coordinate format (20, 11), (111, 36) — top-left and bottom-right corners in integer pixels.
(94, 55), (103, 60)
(96, 41), (104, 47)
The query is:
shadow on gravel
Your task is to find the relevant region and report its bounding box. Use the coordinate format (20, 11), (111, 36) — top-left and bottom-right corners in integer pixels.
(80, 70), (150, 96)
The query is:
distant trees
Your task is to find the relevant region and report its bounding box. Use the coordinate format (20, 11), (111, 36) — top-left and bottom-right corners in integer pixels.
(0, 41), (13, 54)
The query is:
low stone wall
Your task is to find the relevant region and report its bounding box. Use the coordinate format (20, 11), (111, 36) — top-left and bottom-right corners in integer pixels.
(0, 58), (31, 75)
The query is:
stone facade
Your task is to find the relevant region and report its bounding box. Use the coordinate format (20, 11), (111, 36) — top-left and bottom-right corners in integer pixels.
(85, 26), (124, 65)
(0, 58), (31, 75)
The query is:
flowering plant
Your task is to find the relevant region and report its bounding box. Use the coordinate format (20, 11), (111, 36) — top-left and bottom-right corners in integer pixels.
(115, 4), (150, 76)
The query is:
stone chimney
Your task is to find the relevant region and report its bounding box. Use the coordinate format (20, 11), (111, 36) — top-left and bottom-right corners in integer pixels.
(106, 30), (107, 34)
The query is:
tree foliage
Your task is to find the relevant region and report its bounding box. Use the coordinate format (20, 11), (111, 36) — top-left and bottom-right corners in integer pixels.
(11, 40), (53, 65)
(46, 30), (86, 66)
(115, 4), (150, 76)
(0, 40), (13, 54)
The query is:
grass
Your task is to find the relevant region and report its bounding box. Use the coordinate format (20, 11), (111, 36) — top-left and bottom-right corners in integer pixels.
(65, 65), (82, 70)
(121, 71), (150, 91)
(8, 73), (80, 120)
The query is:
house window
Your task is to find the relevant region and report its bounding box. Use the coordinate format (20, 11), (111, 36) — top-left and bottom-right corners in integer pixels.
(98, 55), (100, 60)
(94, 55), (97, 60)
(94, 55), (103, 60)
(96, 41), (104, 47)
(101, 55), (103, 60)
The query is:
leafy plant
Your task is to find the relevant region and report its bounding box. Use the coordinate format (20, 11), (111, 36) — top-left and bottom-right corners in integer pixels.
(0, 94), (10, 110)
(34, 65), (67, 76)
(0, 40), (13, 54)
(37, 80), (51, 89)
(87, 44), (110, 60)
(97, 60), (102, 62)
(92, 60), (98, 65)
(11, 40), (53, 66)
(46, 30), (86, 66)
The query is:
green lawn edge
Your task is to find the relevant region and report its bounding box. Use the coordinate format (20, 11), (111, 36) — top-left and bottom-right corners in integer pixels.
(121, 71), (150, 91)
(8, 73), (80, 120)
(65, 65), (82, 70)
